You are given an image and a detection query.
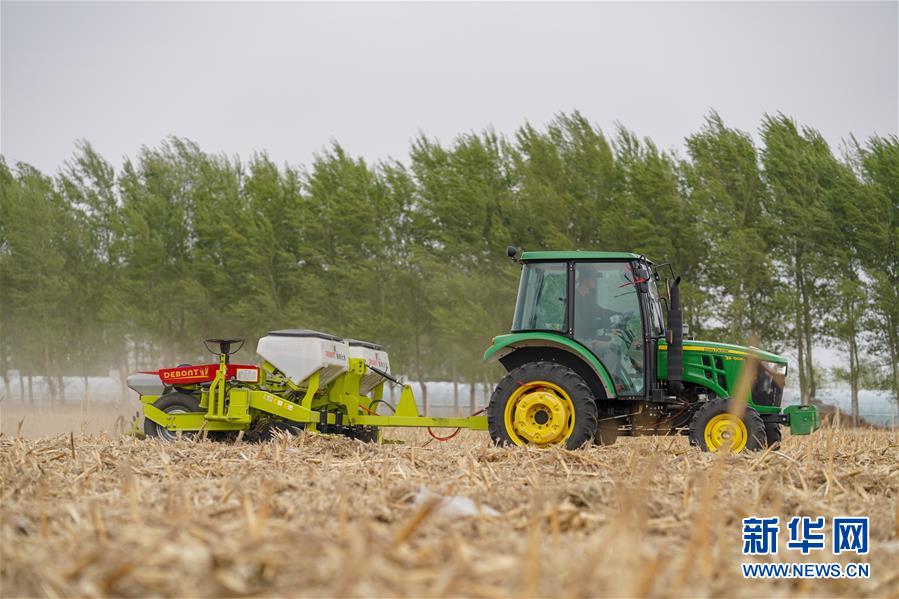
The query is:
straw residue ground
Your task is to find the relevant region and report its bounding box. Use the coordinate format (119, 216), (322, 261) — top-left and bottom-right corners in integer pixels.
(2, 427), (897, 597)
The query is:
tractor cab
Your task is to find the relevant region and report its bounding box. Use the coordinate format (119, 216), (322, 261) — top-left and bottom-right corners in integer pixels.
(507, 251), (664, 398)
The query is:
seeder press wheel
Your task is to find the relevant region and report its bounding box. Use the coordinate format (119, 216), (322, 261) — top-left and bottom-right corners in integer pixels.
(144, 392), (201, 441)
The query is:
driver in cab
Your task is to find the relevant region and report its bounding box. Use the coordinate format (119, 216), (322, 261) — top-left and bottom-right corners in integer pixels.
(573, 266), (644, 395)
(573, 268), (618, 335)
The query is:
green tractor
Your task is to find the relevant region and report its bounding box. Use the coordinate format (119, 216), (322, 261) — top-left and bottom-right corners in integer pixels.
(483, 248), (820, 452)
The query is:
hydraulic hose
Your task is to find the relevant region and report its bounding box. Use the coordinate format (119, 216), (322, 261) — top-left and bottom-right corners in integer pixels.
(426, 408), (486, 443)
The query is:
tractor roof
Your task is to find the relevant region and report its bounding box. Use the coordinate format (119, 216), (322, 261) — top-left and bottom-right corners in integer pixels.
(520, 250), (644, 262)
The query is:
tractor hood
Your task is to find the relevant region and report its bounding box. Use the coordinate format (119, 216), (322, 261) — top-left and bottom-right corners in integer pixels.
(659, 339), (787, 365)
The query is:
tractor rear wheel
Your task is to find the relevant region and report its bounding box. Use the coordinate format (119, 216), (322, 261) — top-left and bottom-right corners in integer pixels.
(144, 392), (202, 442)
(688, 397), (766, 453)
(488, 361), (597, 449)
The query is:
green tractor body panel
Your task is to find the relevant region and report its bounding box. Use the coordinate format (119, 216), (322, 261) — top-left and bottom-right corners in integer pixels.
(784, 405), (820, 435)
(520, 250), (642, 261)
(484, 332), (617, 398)
(657, 340), (788, 414)
(657, 340), (787, 367)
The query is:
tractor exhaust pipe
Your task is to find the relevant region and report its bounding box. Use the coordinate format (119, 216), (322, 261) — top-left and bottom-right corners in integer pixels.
(667, 276), (684, 395)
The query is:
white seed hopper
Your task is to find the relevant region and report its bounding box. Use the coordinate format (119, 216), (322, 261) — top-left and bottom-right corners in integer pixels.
(346, 339), (391, 394)
(256, 329), (349, 386)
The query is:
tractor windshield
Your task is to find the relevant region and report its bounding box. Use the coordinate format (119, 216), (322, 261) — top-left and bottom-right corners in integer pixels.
(573, 262), (645, 395)
(512, 262), (567, 332)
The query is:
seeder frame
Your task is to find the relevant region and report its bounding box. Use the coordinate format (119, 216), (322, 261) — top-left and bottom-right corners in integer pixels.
(141, 349), (488, 436)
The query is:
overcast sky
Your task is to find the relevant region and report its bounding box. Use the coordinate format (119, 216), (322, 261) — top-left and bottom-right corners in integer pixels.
(1, 1), (897, 174)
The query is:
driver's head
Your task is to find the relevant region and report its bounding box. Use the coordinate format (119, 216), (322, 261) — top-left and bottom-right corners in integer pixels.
(576, 268), (599, 295)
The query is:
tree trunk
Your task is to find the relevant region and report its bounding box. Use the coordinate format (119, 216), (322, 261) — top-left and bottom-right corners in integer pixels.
(27, 372), (34, 406)
(82, 375), (90, 424)
(452, 357), (459, 417)
(43, 345), (54, 405)
(469, 377), (476, 414)
(415, 332), (427, 415)
(119, 354), (129, 406)
(888, 312), (899, 404)
(419, 381), (428, 416)
(46, 376), (57, 406)
(798, 265), (817, 403)
(795, 298), (807, 404)
(849, 318), (860, 427)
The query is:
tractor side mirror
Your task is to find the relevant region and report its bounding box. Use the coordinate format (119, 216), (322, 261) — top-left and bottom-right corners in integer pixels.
(506, 245), (522, 262)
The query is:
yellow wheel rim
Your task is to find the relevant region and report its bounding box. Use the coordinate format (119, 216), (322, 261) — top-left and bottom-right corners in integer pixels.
(704, 413), (748, 453)
(503, 380), (575, 446)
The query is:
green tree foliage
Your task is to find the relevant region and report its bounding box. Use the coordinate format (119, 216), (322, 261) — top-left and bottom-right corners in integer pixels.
(0, 114), (896, 407)
(684, 113), (778, 344)
(854, 136), (899, 400)
(1, 162), (75, 401)
(761, 114), (847, 404)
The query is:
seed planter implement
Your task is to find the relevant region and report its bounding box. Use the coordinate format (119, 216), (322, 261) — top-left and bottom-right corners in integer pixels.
(130, 331), (488, 442)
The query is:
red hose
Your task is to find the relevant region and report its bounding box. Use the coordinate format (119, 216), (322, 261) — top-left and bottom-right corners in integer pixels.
(427, 427), (462, 441)
(426, 408), (486, 442)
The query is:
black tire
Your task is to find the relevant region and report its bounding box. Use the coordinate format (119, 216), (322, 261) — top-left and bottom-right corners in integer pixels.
(249, 420), (303, 442)
(764, 421), (782, 447)
(595, 418), (619, 446)
(488, 361), (598, 449)
(144, 392), (202, 442)
(347, 426), (380, 443)
(688, 396), (766, 453)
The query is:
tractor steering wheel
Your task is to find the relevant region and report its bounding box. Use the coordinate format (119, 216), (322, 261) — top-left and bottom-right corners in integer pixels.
(592, 308), (622, 330)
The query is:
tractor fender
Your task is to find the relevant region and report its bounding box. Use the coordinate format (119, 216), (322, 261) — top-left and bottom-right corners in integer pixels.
(484, 333), (617, 399)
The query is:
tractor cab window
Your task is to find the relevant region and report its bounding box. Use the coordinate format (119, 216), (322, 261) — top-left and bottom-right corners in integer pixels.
(647, 277), (665, 335)
(512, 262), (567, 332)
(573, 262), (645, 395)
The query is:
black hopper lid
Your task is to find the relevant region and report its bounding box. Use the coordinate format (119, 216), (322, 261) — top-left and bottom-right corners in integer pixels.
(346, 338), (385, 351)
(268, 329), (343, 342)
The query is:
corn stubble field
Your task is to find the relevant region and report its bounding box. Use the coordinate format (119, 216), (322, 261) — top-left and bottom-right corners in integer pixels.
(1, 412), (897, 598)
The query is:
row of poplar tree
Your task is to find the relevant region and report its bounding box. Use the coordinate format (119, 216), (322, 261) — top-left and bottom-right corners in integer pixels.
(1, 112), (897, 412)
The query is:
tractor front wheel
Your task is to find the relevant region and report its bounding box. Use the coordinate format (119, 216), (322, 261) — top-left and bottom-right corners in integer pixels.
(488, 361), (597, 449)
(144, 392), (202, 442)
(688, 397), (766, 453)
